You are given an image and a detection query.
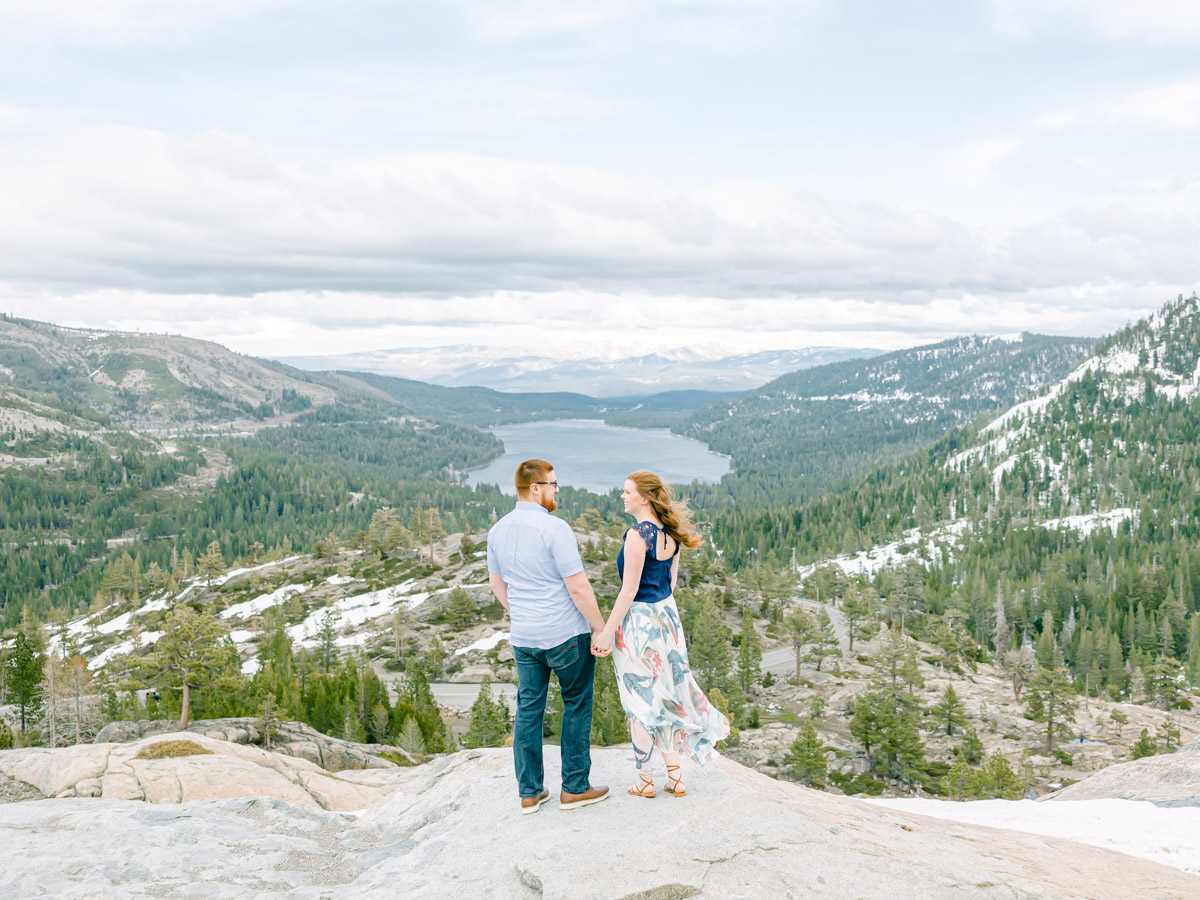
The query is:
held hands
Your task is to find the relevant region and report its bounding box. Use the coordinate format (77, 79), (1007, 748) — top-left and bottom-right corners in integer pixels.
(591, 629), (614, 657)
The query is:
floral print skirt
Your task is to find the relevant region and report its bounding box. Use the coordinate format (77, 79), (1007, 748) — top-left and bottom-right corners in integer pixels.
(613, 594), (731, 768)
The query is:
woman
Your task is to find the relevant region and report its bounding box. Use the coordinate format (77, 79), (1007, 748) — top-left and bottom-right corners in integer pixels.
(591, 471), (730, 798)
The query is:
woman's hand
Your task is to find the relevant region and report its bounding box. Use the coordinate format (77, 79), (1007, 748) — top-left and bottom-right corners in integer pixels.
(591, 629), (614, 656)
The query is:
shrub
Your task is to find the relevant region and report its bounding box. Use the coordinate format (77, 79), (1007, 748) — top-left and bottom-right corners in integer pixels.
(135, 739), (214, 760)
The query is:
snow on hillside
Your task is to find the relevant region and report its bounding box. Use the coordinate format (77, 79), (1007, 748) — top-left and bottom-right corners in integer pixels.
(802, 506), (1138, 578)
(1042, 508), (1137, 537)
(220, 584), (310, 620)
(455, 631), (510, 656)
(53, 554), (477, 674)
(798, 520), (971, 578)
(870, 797), (1200, 877)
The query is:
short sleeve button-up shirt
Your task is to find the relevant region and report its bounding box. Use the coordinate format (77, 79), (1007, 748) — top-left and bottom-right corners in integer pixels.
(487, 501), (587, 649)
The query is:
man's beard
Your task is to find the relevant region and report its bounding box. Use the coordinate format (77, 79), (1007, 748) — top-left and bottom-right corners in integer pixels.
(539, 494), (558, 513)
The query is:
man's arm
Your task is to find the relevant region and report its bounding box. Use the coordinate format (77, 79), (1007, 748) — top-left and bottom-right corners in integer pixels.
(488, 572), (510, 611)
(563, 570), (605, 632)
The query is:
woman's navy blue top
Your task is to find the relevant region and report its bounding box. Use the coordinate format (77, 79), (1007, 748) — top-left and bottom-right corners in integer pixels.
(617, 520), (679, 603)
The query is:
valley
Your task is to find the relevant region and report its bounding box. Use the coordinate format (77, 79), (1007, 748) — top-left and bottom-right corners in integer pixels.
(2, 298), (1200, 812)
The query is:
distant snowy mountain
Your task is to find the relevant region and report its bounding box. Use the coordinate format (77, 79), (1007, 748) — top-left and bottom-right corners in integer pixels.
(276, 345), (885, 395)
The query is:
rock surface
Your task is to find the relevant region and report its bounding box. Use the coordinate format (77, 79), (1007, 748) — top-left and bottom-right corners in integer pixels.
(1045, 734), (1200, 806)
(94, 717), (407, 771)
(0, 732), (420, 811)
(1, 746), (1197, 898)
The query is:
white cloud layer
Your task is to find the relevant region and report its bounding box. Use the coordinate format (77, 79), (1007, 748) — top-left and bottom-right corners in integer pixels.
(988, 0), (1200, 42)
(0, 124), (1195, 355)
(448, 0), (827, 49)
(0, 0), (313, 42)
(1036, 79), (1200, 132)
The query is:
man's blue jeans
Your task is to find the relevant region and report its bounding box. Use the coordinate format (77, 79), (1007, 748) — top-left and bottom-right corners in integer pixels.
(512, 632), (595, 797)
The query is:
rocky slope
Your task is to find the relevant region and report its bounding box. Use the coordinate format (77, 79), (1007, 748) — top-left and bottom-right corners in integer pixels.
(0, 316), (338, 436)
(0, 746), (1196, 898)
(0, 731), (416, 811)
(1045, 733), (1200, 806)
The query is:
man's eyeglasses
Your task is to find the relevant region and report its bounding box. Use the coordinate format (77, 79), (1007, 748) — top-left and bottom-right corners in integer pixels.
(533, 481), (559, 488)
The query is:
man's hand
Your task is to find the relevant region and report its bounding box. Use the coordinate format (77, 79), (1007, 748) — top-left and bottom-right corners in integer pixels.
(591, 629), (613, 657)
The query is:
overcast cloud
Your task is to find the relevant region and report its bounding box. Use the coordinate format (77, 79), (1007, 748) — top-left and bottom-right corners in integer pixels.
(0, 2), (1197, 357)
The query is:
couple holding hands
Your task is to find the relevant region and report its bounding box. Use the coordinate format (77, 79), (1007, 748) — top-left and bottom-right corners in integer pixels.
(487, 459), (730, 815)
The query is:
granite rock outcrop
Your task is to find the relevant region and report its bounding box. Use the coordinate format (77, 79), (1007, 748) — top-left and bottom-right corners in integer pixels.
(1, 745), (1197, 898)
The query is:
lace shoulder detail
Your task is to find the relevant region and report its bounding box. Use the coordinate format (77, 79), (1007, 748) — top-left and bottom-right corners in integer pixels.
(631, 520), (659, 556)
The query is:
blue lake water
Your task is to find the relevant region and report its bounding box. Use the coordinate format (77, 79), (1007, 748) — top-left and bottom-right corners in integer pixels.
(467, 418), (730, 495)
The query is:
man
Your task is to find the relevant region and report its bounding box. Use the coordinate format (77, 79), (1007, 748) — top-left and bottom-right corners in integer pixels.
(488, 458), (610, 815)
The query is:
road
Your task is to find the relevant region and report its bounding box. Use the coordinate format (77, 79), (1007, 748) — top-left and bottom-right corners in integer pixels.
(430, 680), (518, 712)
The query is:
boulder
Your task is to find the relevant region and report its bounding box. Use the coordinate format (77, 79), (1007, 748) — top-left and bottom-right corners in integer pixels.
(93, 717), (407, 771)
(0, 747), (1196, 898)
(0, 732), (420, 811)
(1044, 735), (1200, 806)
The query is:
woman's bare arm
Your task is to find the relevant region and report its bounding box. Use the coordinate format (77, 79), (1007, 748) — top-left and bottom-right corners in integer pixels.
(592, 531), (646, 651)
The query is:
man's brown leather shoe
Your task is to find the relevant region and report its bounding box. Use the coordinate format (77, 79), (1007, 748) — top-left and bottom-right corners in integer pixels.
(520, 789), (550, 815)
(559, 785), (609, 810)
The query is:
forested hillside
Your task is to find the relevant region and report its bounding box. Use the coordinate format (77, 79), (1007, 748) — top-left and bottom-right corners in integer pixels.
(727, 295), (1200, 708)
(328, 370), (738, 429)
(0, 316), (334, 434)
(0, 318), (514, 629)
(681, 333), (1092, 508)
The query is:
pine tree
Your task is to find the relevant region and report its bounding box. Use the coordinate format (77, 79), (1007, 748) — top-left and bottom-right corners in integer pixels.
(1130, 728), (1157, 760)
(140, 605), (232, 731)
(955, 725), (984, 764)
(973, 753), (1023, 799)
(397, 716), (426, 755)
(1002, 644), (1037, 701)
(1024, 666), (1078, 752)
(942, 761), (973, 800)
(805, 609), (842, 673)
(7, 632), (44, 734)
(787, 609), (818, 684)
(840, 585), (876, 652)
(462, 676), (511, 748)
(446, 588), (475, 631)
(317, 609), (339, 672)
(736, 607), (762, 695)
(197, 541), (226, 587)
(787, 721), (828, 786)
(685, 591), (733, 690)
(1148, 655), (1185, 709)
(930, 685), (968, 736)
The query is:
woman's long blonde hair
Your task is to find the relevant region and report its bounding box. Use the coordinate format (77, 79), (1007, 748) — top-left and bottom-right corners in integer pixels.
(628, 470), (703, 549)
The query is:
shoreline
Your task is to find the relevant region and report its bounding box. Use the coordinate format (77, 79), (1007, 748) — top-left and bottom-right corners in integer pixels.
(464, 417), (730, 493)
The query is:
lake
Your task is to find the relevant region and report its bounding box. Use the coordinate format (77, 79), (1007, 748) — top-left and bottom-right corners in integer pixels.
(467, 418), (730, 495)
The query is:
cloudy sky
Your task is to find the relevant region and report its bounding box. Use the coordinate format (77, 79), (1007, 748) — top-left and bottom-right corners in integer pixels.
(2, 0), (1198, 359)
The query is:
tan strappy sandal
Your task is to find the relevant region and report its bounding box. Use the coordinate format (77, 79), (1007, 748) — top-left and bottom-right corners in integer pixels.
(664, 765), (686, 797)
(628, 772), (656, 798)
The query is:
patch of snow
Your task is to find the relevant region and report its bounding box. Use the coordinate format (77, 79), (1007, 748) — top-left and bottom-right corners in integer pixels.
(209, 555), (305, 587)
(137, 597), (170, 614)
(455, 632), (510, 656)
(868, 797), (1200, 877)
(95, 612), (133, 636)
(229, 630), (256, 644)
(798, 520), (970, 579)
(1041, 508), (1136, 536)
(326, 574), (357, 586)
(288, 583), (417, 644)
(89, 640), (135, 669)
(221, 584), (307, 620)
(241, 657), (261, 675)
